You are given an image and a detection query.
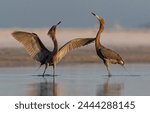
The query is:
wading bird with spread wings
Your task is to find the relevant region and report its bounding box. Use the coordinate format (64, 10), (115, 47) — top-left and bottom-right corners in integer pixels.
(12, 21), (95, 77)
(91, 12), (124, 77)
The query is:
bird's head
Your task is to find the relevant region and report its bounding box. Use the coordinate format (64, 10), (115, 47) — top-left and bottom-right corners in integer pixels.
(47, 21), (61, 39)
(91, 12), (105, 25)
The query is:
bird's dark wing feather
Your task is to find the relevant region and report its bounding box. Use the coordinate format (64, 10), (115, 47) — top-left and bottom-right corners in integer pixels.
(100, 47), (122, 60)
(54, 38), (95, 64)
(12, 31), (51, 63)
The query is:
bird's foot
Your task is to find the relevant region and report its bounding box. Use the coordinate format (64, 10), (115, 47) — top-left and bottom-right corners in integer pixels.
(108, 73), (112, 78)
(42, 74), (45, 78)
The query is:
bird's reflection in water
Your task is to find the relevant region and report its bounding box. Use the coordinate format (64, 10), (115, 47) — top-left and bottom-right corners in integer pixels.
(96, 77), (124, 96)
(29, 76), (58, 96)
(39, 78), (57, 96)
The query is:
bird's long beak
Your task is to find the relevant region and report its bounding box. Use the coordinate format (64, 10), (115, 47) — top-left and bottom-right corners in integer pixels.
(47, 21), (61, 36)
(91, 12), (100, 20)
(56, 21), (61, 26)
(91, 12), (96, 16)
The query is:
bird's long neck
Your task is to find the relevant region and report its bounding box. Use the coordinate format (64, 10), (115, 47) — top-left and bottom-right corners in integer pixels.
(95, 22), (104, 49)
(52, 38), (58, 55)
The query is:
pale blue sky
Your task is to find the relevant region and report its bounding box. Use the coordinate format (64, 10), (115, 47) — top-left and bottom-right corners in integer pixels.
(0, 0), (150, 28)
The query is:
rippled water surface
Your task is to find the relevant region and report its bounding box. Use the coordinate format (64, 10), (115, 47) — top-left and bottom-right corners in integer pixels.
(0, 63), (150, 96)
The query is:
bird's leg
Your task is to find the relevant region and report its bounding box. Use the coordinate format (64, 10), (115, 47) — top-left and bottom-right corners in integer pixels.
(104, 62), (112, 77)
(107, 67), (111, 77)
(52, 64), (55, 77)
(43, 64), (48, 77)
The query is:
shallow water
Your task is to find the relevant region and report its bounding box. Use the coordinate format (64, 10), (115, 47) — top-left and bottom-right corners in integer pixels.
(0, 63), (150, 96)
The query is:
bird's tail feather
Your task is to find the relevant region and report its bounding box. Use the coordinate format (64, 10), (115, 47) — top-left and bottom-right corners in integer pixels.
(121, 65), (132, 76)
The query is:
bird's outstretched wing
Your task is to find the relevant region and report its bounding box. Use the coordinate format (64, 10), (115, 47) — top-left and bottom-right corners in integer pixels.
(54, 38), (95, 64)
(12, 31), (51, 63)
